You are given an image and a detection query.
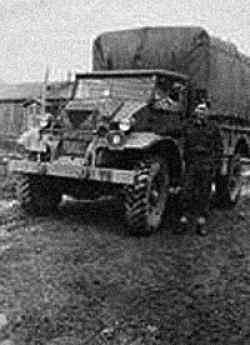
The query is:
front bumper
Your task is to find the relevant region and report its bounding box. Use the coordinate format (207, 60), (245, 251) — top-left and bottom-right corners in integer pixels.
(8, 159), (135, 185)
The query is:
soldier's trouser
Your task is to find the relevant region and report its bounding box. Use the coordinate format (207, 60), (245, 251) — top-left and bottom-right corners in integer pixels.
(181, 159), (214, 218)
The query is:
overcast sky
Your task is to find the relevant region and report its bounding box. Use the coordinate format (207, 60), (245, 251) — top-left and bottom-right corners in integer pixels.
(0, 0), (249, 83)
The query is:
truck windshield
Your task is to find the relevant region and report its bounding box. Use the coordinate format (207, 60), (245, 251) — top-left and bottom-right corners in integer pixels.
(74, 77), (154, 100)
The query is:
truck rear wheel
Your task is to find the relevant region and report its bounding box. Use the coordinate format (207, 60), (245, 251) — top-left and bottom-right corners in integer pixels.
(16, 175), (61, 215)
(123, 157), (169, 235)
(215, 154), (242, 208)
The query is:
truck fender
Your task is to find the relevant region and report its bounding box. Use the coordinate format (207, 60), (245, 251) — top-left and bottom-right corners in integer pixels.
(123, 132), (163, 150)
(124, 132), (183, 183)
(17, 128), (47, 152)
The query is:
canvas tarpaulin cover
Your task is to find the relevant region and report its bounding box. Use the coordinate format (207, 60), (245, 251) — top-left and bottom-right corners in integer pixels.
(93, 26), (250, 118)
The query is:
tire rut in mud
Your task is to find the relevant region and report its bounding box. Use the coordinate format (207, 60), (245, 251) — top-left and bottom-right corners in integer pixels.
(0, 196), (250, 345)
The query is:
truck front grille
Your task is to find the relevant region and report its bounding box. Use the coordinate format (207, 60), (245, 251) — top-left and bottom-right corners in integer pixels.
(62, 140), (90, 156)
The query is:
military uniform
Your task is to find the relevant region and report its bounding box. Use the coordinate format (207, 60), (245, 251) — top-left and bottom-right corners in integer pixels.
(180, 106), (223, 235)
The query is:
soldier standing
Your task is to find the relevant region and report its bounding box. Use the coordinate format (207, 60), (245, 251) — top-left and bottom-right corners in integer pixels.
(179, 101), (223, 236)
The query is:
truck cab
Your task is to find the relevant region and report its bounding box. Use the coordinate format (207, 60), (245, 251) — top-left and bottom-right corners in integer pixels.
(65, 70), (189, 133)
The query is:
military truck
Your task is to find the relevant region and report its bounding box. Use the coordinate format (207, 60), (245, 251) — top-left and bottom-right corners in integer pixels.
(8, 27), (250, 234)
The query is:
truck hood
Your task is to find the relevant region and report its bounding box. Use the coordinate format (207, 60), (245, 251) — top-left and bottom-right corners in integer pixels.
(65, 98), (147, 128)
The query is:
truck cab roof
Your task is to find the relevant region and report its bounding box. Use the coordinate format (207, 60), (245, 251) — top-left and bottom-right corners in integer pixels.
(75, 69), (189, 81)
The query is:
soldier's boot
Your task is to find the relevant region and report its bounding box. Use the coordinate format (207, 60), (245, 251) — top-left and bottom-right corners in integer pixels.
(176, 215), (189, 233)
(196, 216), (207, 236)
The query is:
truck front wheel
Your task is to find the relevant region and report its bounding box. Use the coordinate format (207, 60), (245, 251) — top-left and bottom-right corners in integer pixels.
(123, 157), (169, 235)
(16, 175), (62, 215)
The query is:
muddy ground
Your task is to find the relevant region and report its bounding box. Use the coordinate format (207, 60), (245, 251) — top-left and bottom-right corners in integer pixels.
(0, 175), (249, 345)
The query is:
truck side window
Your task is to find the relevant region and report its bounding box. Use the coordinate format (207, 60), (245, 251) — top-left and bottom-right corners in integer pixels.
(154, 80), (185, 112)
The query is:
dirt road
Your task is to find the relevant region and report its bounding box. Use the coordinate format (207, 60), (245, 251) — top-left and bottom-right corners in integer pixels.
(0, 185), (249, 345)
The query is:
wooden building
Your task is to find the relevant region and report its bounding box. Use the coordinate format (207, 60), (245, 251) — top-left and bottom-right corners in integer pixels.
(0, 81), (73, 150)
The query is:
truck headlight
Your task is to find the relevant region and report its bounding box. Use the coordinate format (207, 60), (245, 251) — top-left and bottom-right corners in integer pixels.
(107, 131), (125, 147)
(119, 118), (132, 132)
(112, 134), (122, 145)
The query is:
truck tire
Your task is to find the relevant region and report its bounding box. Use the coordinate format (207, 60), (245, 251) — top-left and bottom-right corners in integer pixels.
(123, 157), (169, 235)
(16, 175), (61, 215)
(215, 154), (242, 208)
